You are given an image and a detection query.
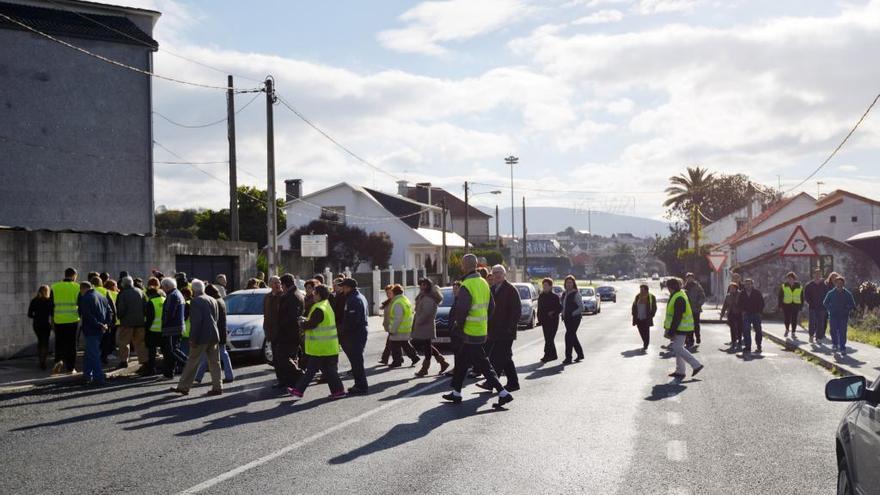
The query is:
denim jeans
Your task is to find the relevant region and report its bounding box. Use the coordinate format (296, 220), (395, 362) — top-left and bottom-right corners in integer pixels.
(829, 316), (849, 351)
(342, 332), (368, 390)
(196, 344), (234, 381)
(742, 313), (763, 351)
(808, 307), (827, 339)
(83, 334), (105, 383)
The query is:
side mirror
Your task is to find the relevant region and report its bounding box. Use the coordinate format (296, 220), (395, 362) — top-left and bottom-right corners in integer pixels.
(825, 376), (866, 402)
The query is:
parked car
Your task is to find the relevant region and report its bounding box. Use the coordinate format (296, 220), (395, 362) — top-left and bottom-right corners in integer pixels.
(224, 288), (272, 362)
(603, 275), (617, 281)
(551, 286), (565, 299)
(433, 287), (454, 344)
(826, 374), (880, 495)
(579, 287), (601, 315)
(596, 286), (617, 303)
(652, 273), (661, 281)
(513, 282), (538, 329)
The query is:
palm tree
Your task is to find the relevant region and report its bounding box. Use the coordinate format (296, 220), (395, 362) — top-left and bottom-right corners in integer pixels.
(663, 166), (716, 252)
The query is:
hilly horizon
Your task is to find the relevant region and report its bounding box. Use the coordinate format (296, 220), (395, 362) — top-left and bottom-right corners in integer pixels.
(480, 207), (669, 239)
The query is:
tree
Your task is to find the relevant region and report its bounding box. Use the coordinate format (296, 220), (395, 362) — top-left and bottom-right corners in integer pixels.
(447, 248), (504, 279)
(155, 209), (199, 238)
(289, 219), (392, 271)
(652, 223), (689, 276)
(666, 172), (780, 224)
(664, 166), (716, 252)
(595, 243), (637, 275)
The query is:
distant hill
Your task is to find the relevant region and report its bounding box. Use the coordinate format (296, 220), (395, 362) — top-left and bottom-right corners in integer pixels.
(481, 207), (669, 238)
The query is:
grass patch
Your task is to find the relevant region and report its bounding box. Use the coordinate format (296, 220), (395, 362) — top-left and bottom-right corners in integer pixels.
(792, 347), (847, 377)
(847, 326), (880, 348)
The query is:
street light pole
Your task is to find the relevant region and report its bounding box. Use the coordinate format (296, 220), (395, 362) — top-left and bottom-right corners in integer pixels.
(464, 181), (469, 248)
(504, 155), (518, 261)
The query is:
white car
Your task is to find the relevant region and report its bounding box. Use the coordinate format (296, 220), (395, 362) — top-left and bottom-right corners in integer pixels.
(579, 287), (601, 315)
(224, 288), (273, 362)
(513, 282), (538, 329)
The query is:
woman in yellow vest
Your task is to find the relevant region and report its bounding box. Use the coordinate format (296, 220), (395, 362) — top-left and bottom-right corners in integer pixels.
(387, 285), (420, 368)
(777, 271), (803, 339)
(288, 284), (345, 399)
(664, 278), (704, 379)
(142, 277), (166, 376)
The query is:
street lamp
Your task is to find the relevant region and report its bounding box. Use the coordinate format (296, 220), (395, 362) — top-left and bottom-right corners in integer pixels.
(464, 181), (501, 247)
(504, 155), (518, 255)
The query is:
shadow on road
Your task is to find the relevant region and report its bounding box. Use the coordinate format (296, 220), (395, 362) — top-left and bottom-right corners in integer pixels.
(525, 362), (565, 380)
(644, 382), (687, 401)
(327, 394), (498, 465)
(621, 348), (647, 358)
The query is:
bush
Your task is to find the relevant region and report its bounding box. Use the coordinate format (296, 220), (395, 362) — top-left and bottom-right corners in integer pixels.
(856, 281), (880, 310)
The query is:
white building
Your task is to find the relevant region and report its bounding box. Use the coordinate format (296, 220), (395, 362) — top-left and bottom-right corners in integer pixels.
(278, 180), (466, 270)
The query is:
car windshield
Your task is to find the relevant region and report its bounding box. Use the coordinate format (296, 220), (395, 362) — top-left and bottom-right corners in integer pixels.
(579, 288), (595, 297)
(597, 286), (614, 293)
(516, 286), (532, 299)
(224, 293), (265, 315)
(439, 288), (455, 307)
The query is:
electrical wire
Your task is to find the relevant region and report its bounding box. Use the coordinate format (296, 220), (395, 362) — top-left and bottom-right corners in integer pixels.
(0, 12), (263, 93)
(469, 181), (666, 195)
(153, 91), (261, 129)
(785, 93), (880, 194)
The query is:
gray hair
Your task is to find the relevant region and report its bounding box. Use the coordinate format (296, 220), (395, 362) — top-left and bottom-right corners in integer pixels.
(268, 275), (281, 285)
(160, 277), (177, 291)
(491, 264), (506, 274)
(191, 279), (205, 296)
(120, 276), (133, 289)
(461, 253), (478, 271)
(215, 274), (227, 283)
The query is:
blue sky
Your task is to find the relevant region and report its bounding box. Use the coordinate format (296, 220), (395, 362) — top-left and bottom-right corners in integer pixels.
(122, 0), (880, 220)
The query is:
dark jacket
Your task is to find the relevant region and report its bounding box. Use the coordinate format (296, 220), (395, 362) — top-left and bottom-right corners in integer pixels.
(276, 289), (304, 345)
(684, 280), (706, 312)
(332, 291), (347, 334)
(450, 271), (496, 344)
(720, 291), (741, 319)
(488, 280), (521, 342)
(162, 288), (186, 335)
(216, 298), (228, 345)
(738, 288), (765, 314)
(263, 292), (282, 342)
(116, 286), (147, 328)
(78, 289), (111, 337)
(803, 280), (828, 309)
(537, 291), (562, 327)
(824, 288), (856, 318)
(631, 293), (658, 326)
(343, 289), (369, 340)
(777, 282), (804, 309)
(28, 297), (53, 331)
(188, 294), (219, 346)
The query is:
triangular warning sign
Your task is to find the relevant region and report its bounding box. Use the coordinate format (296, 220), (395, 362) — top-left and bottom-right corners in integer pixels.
(780, 225), (818, 257)
(706, 253), (727, 272)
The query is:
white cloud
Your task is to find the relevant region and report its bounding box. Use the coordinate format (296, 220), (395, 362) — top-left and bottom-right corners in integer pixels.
(377, 0), (531, 55)
(572, 9), (625, 25)
(635, 0), (702, 14)
(838, 164), (859, 172)
(563, 0), (632, 8)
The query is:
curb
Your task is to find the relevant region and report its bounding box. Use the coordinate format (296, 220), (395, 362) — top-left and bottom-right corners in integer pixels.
(0, 366), (138, 394)
(762, 329), (857, 378)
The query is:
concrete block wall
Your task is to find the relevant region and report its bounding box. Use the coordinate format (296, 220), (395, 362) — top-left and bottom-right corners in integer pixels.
(0, 230), (257, 359)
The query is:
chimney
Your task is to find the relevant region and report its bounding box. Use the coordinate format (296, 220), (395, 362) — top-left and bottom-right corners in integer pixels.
(397, 180), (409, 196)
(285, 179), (302, 201)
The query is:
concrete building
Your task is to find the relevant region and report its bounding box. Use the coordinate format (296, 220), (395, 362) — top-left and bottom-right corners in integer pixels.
(0, 0), (159, 234)
(400, 182), (493, 246)
(278, 181), (466, 270)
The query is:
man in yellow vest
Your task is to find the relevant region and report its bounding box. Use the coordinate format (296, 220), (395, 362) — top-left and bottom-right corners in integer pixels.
(777, 271), (803, 339)
(386, 285), (421, 367)
(288, 284), (345, 399)
(664, 278), (704, 380)
(443, 254), (514, 409)
(50, 267), (81, 374)
(141, 277), (165, 376)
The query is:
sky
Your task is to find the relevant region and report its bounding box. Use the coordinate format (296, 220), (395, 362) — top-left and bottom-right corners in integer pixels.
(114, 0), (880, 220)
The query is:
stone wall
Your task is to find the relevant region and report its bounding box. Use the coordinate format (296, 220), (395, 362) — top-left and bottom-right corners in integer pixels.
(0, 230), (257, 359)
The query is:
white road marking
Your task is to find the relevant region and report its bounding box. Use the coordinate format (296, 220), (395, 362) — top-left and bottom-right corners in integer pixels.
(666, 440), (688, 462)
(177, 336), (545, 494)
(667, 411), (682, 425)
(668, 487), (693, 495)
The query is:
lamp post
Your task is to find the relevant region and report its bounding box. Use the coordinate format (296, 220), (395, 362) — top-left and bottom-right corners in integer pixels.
(464, 184), (501, 248)
(504, 155), (518, 260)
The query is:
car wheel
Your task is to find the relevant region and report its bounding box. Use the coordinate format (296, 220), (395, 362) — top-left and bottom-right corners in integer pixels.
(598, 306), (602, 313)
(837, 456), (853, 495)
(262, 339), (274, 366)
(527, 313), (536, 329)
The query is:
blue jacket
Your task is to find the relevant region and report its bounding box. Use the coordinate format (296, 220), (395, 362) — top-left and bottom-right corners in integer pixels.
(78, 289), (111, 337)
(162, 288), (186, 335)
(823, 288), (856, 318)
(344, 289), (369, 338)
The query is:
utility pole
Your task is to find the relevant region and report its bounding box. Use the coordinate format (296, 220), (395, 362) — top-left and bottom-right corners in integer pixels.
(495, 204), (500, 251)
(522, 196), (528, 281)
(226, 75), (240, 241)
(265, 77), (278, 277)
(441, 199), (448, 285)
(464, 181), (469, 248)
(505, 156), (518, 244)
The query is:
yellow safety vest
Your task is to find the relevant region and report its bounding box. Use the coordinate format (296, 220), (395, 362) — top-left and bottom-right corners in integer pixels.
(390, 295), (414, 335)
(663, 290), (695, 332)
(461, 275), (491, 338)
(107, 290), (120, 325)
(149, 295), (165, 333)
(782, 285), (803, 305)
(304, 299), (339, 356)
(51, 280), (80, 324)
(182, 301), (191, 338)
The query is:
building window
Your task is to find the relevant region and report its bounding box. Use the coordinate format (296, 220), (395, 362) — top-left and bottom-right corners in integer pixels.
(420, 211), (429, 227)
(433, 211), (441, 228)
(851, 216), (858, 223)
(321, 206), (346, 223)
(830, 215), (836, 223)
(415, 254), (422, 267)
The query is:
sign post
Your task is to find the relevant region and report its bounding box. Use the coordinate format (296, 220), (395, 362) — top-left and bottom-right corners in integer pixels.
(780, 225), (818, 257)
(301, 235), (328, 276)
(706, 252), (727, 273)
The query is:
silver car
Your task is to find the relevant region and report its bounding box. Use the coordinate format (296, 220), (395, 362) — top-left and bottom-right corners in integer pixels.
(224, 288), (273, 362)
(826, 374), (880, 494)
(579, 287), (601, 315)
(513, 283), (538, 329)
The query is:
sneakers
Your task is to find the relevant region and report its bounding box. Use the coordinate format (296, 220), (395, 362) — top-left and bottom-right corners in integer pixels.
(442, 392), (462, 403)
(784, 330), (789, 338)
(475, 381), (493, 391)
(347, 387), (368, 395)
(205, 389), (222, 397)
(51, 362), (65, 375)
(493, 394), (514, 409)
(387, 361), (403, 368)
(287, 387), (304, 399)
(328, 390), (347, 400)
(438, 361), (450, 375)
(505, 384), (521, 392)
(692, 365), (704, 377)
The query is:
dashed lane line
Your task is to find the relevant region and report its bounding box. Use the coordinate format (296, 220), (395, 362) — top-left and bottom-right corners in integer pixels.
(666, 440), (688, 462)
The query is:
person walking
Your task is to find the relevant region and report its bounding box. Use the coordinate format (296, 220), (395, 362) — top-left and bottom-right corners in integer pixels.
(819, 272), (841, 342)
(114, 276), (148, 371)
(386, 285), (420, 368)
(195, 284), (234, 384)
(804, 269), (828, 344)
(99, 279), (119, 365)
(378, 285), (394, 365)
(720, 283), (743, 349)
(537, 278), (561, 362)
(340, 278), (370, 393)
(631, 283), (657, 351)
(824, 276), (857, 355)
(481, 265), (520, 391)
(160, 277), (187, 379)
(560, 276), (585, 364)
(50, 267), (80, 374)
(27, 285), (53, 370)
(739, 278), (765, 355)
(442, 254), (513, 409)
(778, 271), (803, 339)
(442, 280), (463, 377)
(412, 278), (450, 377)
(288, 284), (346, 400)
(663, 278), (704, 379)
(263, 275), (283, 364)
(273, 274), (305, 389)
(214, 274), (228, 298)
(684, 273), (706, 348)
(142, 278), (165, 376)
(171, 280), (223, 396)
(77, 281), (112, 386)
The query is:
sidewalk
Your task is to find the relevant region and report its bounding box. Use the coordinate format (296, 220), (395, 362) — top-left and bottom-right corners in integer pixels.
(0, 352), (140, 393)
(702, 306), (880, 382)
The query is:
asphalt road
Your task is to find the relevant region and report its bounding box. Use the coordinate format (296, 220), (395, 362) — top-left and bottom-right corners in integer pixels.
(0, 281), (847, 494)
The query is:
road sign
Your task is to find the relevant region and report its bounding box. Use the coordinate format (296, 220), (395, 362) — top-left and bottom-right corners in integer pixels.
(301, 234), (328, 258)
(780, 225), (817, 257)
(706, 252), (727, 272)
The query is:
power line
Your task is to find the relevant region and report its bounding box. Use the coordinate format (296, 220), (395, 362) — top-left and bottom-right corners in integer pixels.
(469, 181), (666, 195)
(0, 12), (262, 93)
(785, 92), (880, 194)
(153, 91), (262, 129)
(155, 160), (228, 165)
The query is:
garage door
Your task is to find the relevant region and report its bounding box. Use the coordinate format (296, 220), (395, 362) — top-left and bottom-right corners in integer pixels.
(175, 255), (237, 291)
